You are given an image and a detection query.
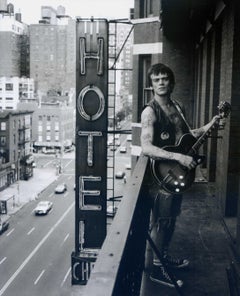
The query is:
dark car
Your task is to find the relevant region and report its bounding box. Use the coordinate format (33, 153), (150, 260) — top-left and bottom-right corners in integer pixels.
(0, 220), (9, 235)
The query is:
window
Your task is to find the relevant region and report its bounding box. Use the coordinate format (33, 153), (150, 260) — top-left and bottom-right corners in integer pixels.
(46, 120), (51, 130)
(5, 83), (13, 91)
(139, 55), (152, 107)
(55, 132), (59, 141)
(55, 121), (59, 131)
(6, 97), (13, 100)
(0, 136), (6, 146)
(0, 122), (6, 130)
(140, 0), (153, 18)
(46, 132), (51, 141)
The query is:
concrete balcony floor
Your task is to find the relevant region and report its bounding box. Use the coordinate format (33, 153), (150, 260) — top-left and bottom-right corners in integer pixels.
(140, 182), (232, 296)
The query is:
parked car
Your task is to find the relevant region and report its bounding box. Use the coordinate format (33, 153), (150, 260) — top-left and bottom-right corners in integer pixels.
(115, 171), (126, 179)
(107, 205), (118, 217)
(43, 148), (55, 154)
(0, 220), (9, 235)
(126, 135), (132, 141)
(115, 140), (121, 146)
(125, 163), (132, 170)
(55, 183), (67, 194)
(110, 145), (117, 151)
(116, 123), (122, 130)
(120, 146), (127, 153)
(34, 201), (53, 215)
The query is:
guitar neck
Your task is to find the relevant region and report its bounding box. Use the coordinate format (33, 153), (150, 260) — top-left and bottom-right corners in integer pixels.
(190, 119), (217, 153)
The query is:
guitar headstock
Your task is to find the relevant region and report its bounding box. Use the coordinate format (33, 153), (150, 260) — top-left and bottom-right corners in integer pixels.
(218, 101), (231, 118)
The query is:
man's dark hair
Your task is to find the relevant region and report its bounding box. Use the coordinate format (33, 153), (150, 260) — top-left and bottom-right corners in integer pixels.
(147, 63), (175, 90)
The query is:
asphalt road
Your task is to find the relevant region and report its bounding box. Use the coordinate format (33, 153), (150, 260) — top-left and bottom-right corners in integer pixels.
(0, 167), (75, 296)
(0, 122), (132, 296)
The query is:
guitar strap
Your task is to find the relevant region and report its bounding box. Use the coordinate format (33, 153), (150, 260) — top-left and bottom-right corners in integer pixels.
(171, 99), (192, 132)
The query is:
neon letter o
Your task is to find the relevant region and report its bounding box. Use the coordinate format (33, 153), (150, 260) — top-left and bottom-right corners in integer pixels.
(77, 85), (105, 121)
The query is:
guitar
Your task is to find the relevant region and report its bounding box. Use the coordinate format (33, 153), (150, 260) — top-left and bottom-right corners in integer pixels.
(151, 101), (231, 194)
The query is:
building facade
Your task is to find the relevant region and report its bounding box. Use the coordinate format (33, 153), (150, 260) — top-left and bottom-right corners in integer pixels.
(29, 6), (76, 97)
(131, 0), (240, 274)
(0, 77), (34, 110)
(0, 110), (34, 192)
(0, 1), (29, 77)
(33, 100), (74, 153)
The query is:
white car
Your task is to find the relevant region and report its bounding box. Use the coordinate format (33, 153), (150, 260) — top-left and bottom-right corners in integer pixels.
(125, 163), (132, 170)
(34, 201), (53, 215)
(107, 205), (118, 217)
(120, 146), (127, 153)
(126, 135), (132, 141)
(55, 183), (67, 194)
(115, 171), (126, 179)
(115, 140), (121, 146)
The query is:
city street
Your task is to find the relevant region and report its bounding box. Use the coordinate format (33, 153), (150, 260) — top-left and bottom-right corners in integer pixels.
(0, 123), (132, 296)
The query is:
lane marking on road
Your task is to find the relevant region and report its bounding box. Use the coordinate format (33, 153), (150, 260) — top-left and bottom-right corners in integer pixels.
(60, 267), (71, 287)
(64, 192), (68, 198)
(67, 176), (71, 180)
(49, 193), (54, 198)
(6, 229), (14, 237)
(0, 202), (74, 296)
(43, 160), (53, 168)
(27, 228), (35, 235)
(0, 257), (7, 265)
(64, 160), (73, 169)
(34, 269), (45, 285)
(60, 233), (69, 247)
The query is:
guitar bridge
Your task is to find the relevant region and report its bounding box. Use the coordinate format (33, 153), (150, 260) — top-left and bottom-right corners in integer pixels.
(163, 171), (175, 184)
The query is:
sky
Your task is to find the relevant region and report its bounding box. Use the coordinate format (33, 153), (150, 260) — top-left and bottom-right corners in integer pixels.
(9, 0), (134, 25)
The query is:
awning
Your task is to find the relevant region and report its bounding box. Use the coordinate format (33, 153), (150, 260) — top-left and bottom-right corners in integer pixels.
(34, 142), (62, 147)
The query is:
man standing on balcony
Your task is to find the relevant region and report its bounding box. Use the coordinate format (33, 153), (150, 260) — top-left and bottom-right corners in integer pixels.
(141, 63), (220, 288)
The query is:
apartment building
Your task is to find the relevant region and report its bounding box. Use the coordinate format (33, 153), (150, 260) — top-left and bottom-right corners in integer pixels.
(29, 6), (76, 96)
(33, 99), (74, 153)
(0, 76), (34, 110)
(0, 110), (34, 191)
(117, 23), (133, 115)
(0, 0), (29, 77)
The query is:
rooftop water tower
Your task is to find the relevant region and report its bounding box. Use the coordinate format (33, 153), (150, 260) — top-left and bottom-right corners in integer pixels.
(0, 0), (7, 12)
(7, 2), (14, 14)
(57, 5), (65, 16)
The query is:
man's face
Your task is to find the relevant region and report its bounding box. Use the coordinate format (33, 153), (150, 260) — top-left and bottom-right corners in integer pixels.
(150, 73), (172, 96)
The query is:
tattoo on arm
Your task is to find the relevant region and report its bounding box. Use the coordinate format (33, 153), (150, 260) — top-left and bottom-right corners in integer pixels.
(141, 115), (155, 128)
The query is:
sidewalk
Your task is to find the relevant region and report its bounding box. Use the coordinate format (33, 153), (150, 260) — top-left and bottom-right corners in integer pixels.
(0, 168), (57, 222)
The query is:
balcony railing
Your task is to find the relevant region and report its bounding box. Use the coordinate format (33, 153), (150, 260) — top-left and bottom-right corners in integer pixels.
(81, 154), (150, 296)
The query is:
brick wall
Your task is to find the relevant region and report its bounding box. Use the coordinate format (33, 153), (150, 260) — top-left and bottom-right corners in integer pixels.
(161, 37), (194, 125)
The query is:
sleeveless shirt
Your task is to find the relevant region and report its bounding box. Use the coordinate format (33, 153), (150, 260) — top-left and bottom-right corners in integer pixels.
(147, 99), (190, 148)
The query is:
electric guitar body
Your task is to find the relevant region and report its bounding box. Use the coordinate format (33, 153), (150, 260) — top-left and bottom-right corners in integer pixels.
(151, 133), (201, 194)
(151, 101), (231, 194)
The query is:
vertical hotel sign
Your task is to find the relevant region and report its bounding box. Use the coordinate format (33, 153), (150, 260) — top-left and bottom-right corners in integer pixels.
(71, 18), (108, 285)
